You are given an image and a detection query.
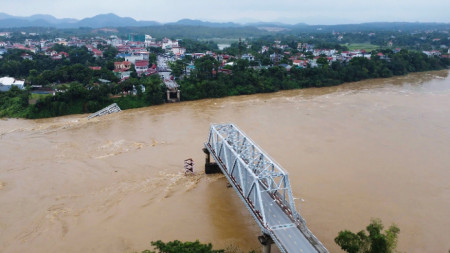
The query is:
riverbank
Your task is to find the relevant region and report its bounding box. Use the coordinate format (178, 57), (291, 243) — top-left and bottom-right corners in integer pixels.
(1, 50), (449, 119)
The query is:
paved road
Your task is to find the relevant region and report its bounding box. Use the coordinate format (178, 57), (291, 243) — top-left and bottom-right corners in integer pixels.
(260, 190), (318, 253)
(157, 55), (178, 89)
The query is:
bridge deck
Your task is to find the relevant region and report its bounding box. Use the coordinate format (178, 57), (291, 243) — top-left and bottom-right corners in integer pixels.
(260, 190), (317, 253)
(205, 123), (327, 253)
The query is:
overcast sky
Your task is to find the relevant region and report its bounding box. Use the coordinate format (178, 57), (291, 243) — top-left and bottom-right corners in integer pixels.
(2, 0), (449, 24)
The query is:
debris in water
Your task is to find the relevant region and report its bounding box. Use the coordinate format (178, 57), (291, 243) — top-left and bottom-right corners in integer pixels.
(184, 158), (195, 175)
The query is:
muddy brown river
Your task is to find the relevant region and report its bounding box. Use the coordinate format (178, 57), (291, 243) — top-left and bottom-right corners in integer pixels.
(1, 70), (449, 253)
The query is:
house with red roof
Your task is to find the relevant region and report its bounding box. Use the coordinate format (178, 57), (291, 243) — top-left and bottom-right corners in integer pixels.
(293, 60), (309, 68)
(135, 60), (149, 76)
(50, 51), (69, 60)
(21, 53), (33, 60)
(92, 49), (103, 58)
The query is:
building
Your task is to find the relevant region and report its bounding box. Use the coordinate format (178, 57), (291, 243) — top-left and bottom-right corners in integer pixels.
(0, 77), (25, 92)
(144, 35), (155, 47)
(293, 60), (308, 68)
(113, 70), (131, 81)
(114, 61), (132, 71)
(51, 52), (69, 60)
(92, 49), (103, 58)
(162, 38), (179, 49)
(135, 51), (150, 60)
(125, 54), (144, 64)
(129, 34), (145, 42)
(134, 60), (149, 76)
(171, 46), (186, 56)
(241, 54), (255, 61)
(21, 53), (33, 60)
(260, 46), (269, 53)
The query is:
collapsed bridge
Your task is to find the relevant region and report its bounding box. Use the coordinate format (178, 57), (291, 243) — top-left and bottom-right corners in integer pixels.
(203, 124), (328, 253)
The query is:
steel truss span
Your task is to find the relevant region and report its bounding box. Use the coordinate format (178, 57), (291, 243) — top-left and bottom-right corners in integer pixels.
(205, 123), (328, 253)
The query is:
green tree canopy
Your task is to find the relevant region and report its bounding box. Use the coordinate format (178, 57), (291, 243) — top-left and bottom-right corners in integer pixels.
(335, 219), (400, 253)
(140, 240), (224, 253)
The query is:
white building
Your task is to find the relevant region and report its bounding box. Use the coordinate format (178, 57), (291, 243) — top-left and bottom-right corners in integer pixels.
(0, 77), (25, 92)
(125, 54), (144, 64)
(171, 46), (186, 56)
(162, 38), (179, 50)
(144, 35), (155, 47)
(241, 54), (255, 61)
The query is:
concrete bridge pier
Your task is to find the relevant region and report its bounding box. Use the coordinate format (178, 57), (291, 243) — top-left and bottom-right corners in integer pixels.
(166, 89), (180, 102)
(202, 148), (221, 174)
(258, 234), (274, 253)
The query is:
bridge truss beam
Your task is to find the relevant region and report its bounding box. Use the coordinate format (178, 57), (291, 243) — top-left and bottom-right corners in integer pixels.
(205, 123), (328, 253)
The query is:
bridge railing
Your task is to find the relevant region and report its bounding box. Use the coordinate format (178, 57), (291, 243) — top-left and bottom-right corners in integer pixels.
(206, 124), (301, 227)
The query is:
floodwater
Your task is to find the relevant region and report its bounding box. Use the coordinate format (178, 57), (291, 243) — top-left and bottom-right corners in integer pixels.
(1, 70), (449, 253)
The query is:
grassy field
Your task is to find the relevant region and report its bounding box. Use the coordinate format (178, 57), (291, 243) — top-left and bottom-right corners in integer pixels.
(31, 93), (52, 99)
(342, 43), (380, 51)
(29, 93), (52, 104)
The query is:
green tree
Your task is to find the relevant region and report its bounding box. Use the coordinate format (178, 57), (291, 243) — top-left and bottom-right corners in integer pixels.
(335, 219), (400, 253)
(143, 75), (165, 105)
(140, 240), (224, 253)
(193, 55), (219, 80)
(130, 64), (138, 78)
(317, 57), (328, 66)
(169, 60), (185, 78)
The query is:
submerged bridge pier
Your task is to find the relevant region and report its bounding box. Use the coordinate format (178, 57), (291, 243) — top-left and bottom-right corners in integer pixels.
(259, 233), (274, 253)
(204, 123), (328, 253)
(202, 147), (221, 174)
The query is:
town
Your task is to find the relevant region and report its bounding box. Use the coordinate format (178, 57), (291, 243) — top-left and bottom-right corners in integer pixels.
(0, 27), (449, 118)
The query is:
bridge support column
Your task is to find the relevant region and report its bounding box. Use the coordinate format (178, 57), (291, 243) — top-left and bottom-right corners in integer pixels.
(202, 148), (221, 174)
(258, 234), (274, 253)
(166, 89), (181, 103)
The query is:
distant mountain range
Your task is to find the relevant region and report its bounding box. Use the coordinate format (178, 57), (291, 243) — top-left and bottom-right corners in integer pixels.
(0, 13), (161, 28)
(0, 13), (448, 32)
(0, 13), (330, 29)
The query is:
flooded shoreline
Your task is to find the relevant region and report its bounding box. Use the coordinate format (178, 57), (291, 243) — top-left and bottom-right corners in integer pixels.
(1, 70), (449, 253)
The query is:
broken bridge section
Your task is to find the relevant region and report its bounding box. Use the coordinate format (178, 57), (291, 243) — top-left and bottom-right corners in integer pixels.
(87, 103), (121, 119)
(204, 123), (328, 253)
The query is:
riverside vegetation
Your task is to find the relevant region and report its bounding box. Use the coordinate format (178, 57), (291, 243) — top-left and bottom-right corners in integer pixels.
(178, 49), (448, 100)
(138, 220), (399, 253)
(0, 41), (449, 118)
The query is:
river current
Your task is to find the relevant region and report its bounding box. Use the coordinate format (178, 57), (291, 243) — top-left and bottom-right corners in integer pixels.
(1, 70), (449, 253)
